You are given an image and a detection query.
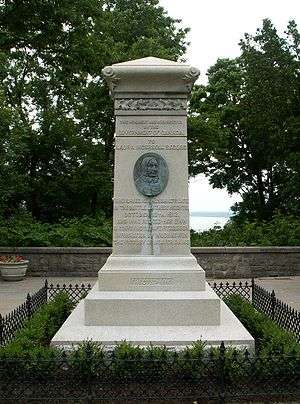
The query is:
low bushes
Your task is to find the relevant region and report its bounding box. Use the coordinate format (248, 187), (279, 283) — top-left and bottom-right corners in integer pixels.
(224, 294), (300, 356)
(0, 291), (298, 385)
(0, 293), (74, 359)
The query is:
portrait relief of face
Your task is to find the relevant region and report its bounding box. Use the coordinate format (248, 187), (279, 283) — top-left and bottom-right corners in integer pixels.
(134, 153), (169, 197)
(142, 157), (159, 181)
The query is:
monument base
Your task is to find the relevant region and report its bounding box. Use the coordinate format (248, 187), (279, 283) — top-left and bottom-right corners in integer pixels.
(51, 285), (254, 351)
(84, 284), (220, 326)
(97, 254), (206, 291)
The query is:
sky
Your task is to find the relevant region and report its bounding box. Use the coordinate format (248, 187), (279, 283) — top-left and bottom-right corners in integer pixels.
(159, 0), (299, 213)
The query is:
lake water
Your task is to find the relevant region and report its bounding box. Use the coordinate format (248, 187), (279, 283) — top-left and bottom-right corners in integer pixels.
(189, 215), (229, 232)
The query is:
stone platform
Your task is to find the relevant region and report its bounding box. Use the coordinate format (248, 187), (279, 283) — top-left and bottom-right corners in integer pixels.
(51, 282), (254, 351)
(84, 284), (220, 326)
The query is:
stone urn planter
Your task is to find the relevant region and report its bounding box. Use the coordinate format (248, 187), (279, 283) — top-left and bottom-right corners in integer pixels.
(0, 256), (29, 281)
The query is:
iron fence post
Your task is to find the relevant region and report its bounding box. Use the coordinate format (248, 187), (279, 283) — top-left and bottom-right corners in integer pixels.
(26, 293), (32, 319)
(219, 342), (226, 404)
(271, 289), (276, 320)
(86, 342), (93, 404)
(0, 314), (3, 346)
(251, 278), (255, 302)
(44, 279), (48, 303)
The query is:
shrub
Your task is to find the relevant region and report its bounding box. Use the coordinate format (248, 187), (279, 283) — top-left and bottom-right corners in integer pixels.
(69, 340), (106, 381)
(0, 293), (73, 378)
(224, 294), (300, 355)
(191, 213), (300, 246)
(0, 213), (112, 247)
(0, 293), (74, 356)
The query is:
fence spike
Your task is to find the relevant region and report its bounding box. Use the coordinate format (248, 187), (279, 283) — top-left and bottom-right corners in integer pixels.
(220, 341), (226, 356)
(244, 349), (250, 359)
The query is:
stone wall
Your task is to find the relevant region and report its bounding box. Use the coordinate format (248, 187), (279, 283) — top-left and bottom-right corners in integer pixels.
(0, 247), (299, 278)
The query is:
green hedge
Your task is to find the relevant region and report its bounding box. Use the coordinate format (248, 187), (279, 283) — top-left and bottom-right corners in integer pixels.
(224, 294), (300, 356)
(0, 293), (299, 383)
(191, 213), (300, 246)
(0, 293), (74, 359)
(0, 213), (112, 247)
(0, 212), (299, 247)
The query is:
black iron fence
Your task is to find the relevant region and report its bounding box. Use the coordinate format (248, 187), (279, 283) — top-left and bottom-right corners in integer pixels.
(46, 279), (92, 303)
(1, 278), (299, 346)
(208, 279), (252, 301)
(0, 279), (299, 402)
(0, 343), (299, 402)
(0, 283), (47, 346)
(252, 282), (300, 341)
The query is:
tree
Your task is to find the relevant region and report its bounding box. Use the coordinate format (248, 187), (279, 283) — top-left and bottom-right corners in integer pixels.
(188, 19), (300, 221)
(0, 0), (188, 221)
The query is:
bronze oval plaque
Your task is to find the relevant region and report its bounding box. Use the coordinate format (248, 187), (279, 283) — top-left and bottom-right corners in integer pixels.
(133, 153), (169, 197)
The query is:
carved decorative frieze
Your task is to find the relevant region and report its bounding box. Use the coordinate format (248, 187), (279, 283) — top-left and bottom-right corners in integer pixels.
(115, 98), (187, 111)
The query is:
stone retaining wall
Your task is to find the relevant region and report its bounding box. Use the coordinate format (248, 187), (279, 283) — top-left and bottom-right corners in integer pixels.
(0, 247), (299, 278)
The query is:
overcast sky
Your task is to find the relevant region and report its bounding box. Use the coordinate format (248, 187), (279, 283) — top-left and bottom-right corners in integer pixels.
(159, 0), (299, 212)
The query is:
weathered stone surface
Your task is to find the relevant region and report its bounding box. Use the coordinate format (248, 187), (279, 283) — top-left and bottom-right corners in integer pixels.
(84, 285), (220, 326)
(116, 115), (187, 137)
(49, 56), (255, 350)
(113, 136), (190, 256)
(0, 247), (298, 278)
(51, 299), (254, 351)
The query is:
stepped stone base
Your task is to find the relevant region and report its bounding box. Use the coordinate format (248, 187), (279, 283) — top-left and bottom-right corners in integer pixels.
(51, 285), (254, 351)
(98, 255), (205, 291)
(84, 284), (220, 326)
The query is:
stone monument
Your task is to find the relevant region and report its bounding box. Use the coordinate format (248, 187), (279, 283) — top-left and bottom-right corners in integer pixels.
(52, 57), (254, 350)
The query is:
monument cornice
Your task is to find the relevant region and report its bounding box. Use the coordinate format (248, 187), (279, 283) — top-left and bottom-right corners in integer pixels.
(102, 56), (200, 96)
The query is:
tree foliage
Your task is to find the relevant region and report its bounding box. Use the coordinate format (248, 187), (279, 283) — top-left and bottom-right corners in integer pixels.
(191, 213), (300, 247)
(0, 0), (188, 221)
(189, 19), (300, 221)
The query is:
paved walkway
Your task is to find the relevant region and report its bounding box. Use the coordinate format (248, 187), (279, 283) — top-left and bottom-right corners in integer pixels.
(0, 276), (299, 315)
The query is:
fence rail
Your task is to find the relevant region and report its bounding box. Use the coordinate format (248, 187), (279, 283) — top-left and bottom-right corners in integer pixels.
(253, 282), (300, 341)
(208, 279), (252, 301)
(0, 284), (47, 346)
(0, 344), (299, 402)
(46, 279), (92, 303)
(0, 279), (299, 402)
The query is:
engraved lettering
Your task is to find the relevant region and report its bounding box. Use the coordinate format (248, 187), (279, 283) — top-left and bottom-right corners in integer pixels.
(130, 278), (174, 287)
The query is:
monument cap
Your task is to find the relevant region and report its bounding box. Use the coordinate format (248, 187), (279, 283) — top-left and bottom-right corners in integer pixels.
(102, 56), (200, 95)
